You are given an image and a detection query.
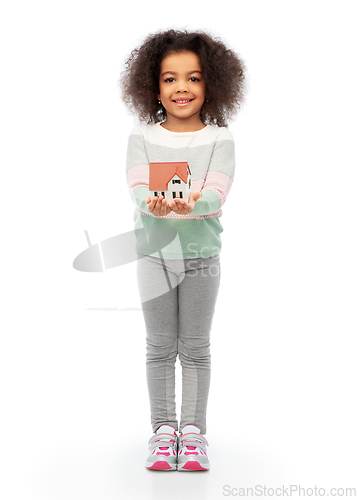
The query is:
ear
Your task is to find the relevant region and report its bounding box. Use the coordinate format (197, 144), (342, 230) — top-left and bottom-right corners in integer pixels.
(157, 93), (161, 101)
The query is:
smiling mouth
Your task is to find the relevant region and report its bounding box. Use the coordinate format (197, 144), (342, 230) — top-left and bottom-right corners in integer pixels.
(172, 99), (194, 107)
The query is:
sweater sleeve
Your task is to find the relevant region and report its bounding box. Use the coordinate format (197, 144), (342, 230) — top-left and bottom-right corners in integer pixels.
(190, 128), (235, 216)
(125, 126), (152, 216)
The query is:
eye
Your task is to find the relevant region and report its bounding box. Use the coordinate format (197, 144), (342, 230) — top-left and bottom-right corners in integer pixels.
(164, 77), (174, 83)
(190, 77), (200, 82)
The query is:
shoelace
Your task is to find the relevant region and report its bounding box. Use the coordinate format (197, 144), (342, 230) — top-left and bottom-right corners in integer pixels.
(148, 432), (177, 452)
(178, 432), (209, 454)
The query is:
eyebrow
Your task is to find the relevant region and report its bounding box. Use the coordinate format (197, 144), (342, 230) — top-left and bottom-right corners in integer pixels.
(161, 70), (202, 77)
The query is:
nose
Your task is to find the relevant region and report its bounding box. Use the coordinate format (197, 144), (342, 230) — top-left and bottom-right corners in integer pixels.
(176, 80), (188, 93)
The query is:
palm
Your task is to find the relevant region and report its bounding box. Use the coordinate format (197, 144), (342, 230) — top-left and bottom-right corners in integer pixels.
(170, 191), (200, 214)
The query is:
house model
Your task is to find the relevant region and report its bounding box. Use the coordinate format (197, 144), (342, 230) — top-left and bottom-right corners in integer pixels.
(149, 161), (192, 203)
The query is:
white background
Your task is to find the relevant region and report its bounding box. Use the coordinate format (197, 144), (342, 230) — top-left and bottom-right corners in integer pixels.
(1, 1), (356, 499)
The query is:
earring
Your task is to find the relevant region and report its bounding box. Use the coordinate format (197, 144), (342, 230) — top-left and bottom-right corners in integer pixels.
(158, 100), (161, 105)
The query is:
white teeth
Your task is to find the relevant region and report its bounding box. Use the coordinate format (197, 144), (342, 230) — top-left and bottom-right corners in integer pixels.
(174, 99), (191, 103)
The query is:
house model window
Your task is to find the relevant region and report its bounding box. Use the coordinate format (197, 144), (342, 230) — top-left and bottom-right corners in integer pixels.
(149, 161), (192, 204)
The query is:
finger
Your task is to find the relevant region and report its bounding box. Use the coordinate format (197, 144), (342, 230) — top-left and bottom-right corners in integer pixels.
(148, 197), (158, 213)
(155, 196), (163, 216)
(180, 201), (188, 209)
(170, 199), (179, 210)
(162, 199), (171, 216)
(169, 200), (177, 212)
(160, 198), (167, 216)
(169, 206), (178, 214)
(175, 201), (185, 214)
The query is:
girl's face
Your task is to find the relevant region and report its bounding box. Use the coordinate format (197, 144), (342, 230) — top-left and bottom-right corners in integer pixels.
(157, 51), (206, 131)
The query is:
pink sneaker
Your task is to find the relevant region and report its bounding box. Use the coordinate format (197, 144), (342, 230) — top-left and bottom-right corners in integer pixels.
(145, 425), (178, 471)
(177, 425), (210, 471)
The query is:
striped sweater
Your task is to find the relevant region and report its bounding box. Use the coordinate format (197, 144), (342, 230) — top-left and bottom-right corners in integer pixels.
(126, 122), (235, 259)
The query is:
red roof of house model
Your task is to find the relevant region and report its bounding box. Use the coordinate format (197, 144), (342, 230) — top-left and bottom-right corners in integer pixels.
(149, 162), (191, 191)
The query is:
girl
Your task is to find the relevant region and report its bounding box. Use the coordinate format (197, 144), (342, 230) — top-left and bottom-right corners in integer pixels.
(120, 29), (246, 471)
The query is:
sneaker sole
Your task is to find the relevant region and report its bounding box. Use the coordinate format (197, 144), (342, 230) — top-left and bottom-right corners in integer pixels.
(178, 461), (209, 471)
(145, 460), (177, 471)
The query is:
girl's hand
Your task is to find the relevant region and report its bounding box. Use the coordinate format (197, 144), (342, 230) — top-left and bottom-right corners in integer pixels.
(169, 191), (201, 215)
(146, 195), (172, 217)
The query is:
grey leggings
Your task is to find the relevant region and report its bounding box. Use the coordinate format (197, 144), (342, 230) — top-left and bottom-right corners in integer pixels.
(136, 253), (220, 435)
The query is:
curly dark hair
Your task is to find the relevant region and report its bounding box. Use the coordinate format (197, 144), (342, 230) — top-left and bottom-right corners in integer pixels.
(119, 29), (246, 127)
